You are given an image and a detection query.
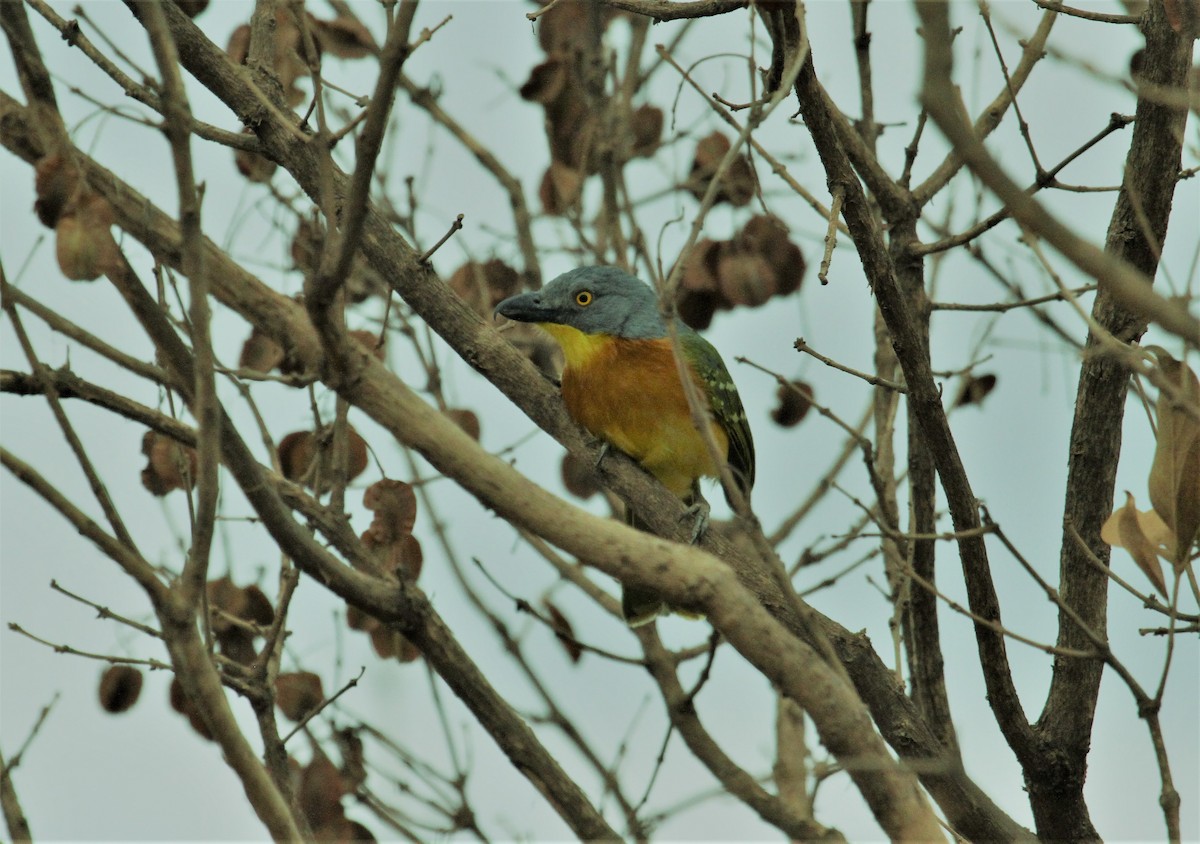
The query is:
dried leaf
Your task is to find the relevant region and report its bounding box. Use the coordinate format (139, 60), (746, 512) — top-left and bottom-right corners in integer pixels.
(55, 192), (119, 281)
(533, 1), (618, 54)
(630, 105), (664, 158)
(538, 162), (585, 215)
(396, 634), (422, 663)
(279, 427), (369, 493)
(448, 260), (520, 318)
(771, 381), (814, 428)
(519, 58), (568, 104)
(716, 252), (775, 307)
(686, 131), (756, 207)
(561, 453), (601, 499)
(348, 329), (386, 361)
(368, 624), (399, 659)
(346, 820), (378, 842)
(227, 13), (311, 109)
(217, 628), (258, 666)
(345, 604), (378, 632)
(737, 214), (804, 296)
(175, 0), (209, 17)
(34, 154), (80, 227)
(141, 431), (198, 496)
(345, 262), (388, 303)
(676, 288), (720, 331)
(310, 14), (377, 59)
(235, 129), (277, 183)
(291, 217), (322, 276)
(239, 326), (286, 373)
(952, 373), (998, 408)
(334, 727), (367, 791)
(204, 578), (271, 663)
(298, 752), (347, 829)
(276, 671), (325, 722)
(242, 584), (276, 626)
(1101, 492), (1172, 596)
(226, 24), (250, 65)
(169, 676), (213, 741)
(543, 600), (582, 663)
(1148, 352), (1200, 565)
(362, 479), (418, 543)
(446, 408), (481, 441)
(395, 534), (424, 582)
(98, 665), (143, 714)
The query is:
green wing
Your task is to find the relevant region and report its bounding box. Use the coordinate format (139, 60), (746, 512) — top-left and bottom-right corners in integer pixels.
(680, 329), (755, 499)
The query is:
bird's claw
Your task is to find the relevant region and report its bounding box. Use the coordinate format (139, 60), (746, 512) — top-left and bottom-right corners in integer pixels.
(682, 500), (711, 544)
(594, 441), (610, 470)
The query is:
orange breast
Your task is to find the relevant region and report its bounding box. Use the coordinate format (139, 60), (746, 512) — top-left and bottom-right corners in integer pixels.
(560, 338), (729, 498)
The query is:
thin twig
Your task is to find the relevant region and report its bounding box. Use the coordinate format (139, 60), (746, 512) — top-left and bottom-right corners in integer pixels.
(282, 666), (366, 744)
(790, 339), (907, 392)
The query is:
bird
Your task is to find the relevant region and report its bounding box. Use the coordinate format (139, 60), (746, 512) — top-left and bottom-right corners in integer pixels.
(495, 266), (755, 626)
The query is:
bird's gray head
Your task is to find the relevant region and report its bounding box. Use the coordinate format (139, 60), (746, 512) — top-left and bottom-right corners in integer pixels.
(494, 266), (668, 339)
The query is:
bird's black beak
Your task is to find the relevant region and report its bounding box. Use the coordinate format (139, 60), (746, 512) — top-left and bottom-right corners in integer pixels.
(494, 291), (546, 324)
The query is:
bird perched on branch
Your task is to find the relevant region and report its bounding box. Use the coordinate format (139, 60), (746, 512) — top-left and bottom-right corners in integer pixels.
(495, 266), (755, 626)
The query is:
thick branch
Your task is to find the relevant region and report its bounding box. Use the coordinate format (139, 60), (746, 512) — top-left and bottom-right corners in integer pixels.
(1035, 1), (1192, 839)
(791, 41), (1037, 761)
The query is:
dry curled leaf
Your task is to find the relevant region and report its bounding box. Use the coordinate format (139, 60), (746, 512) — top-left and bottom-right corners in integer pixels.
(771, 380), (814, 428)
(34, 154), (80, 227)
(291, 218), (387, 303)
(98, 665), (143, 714)
(446, 408), (481, 442)
(686, 131), (757, 208)
(519, 58), (568, 104)
(534, 1), (617, 54)
(1101, 492), (1173, 596)
(543, 600), (582, 663)
(952, 373), (998, 409)
(141, 431), (198, 496)
(716, 251), (775, 308)
(630, 105), (664, 159)
(334, 727), (367, 791)
(561, 453), (601, 500)
(235, 128), (277, 183)
(56, 191), (120, 281)
(1147, 351), (1200, 565)
(169, 676), (213, 741)
(278, 426), (368, 493)
(539, 162), (585, 215)
(362, 479), (418, 544)
(298, 752), (348, 830)
(736, 214), (804, 297)
(175, 0), (209, 17)
(395, 534), (425, 582)
(239, 325), (286, 373)
(225, 24), (250, 64)
(348, 329), (386, 361)
(206, 577), (271, 664)
(276, 671), (325, 722)
(310, 13), (377, 59)
(207, 576), (274, 630)
(448, 260), (521, 318)
(674, 218), (803, 328)
(369, 625), (421, 663)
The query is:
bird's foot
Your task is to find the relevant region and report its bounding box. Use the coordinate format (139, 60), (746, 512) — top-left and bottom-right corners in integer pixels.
(682, 500), (711, 544)
(593, 441), (610, 470)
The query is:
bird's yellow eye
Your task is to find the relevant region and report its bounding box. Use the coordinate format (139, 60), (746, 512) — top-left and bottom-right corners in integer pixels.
(575, 290), (593, 307)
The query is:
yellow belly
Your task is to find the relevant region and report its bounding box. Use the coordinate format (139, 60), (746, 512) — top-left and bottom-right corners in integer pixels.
(549, 328), (728, 499)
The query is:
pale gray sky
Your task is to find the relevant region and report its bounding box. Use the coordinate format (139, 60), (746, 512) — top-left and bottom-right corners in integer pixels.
(2, 1), (1196, 841)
